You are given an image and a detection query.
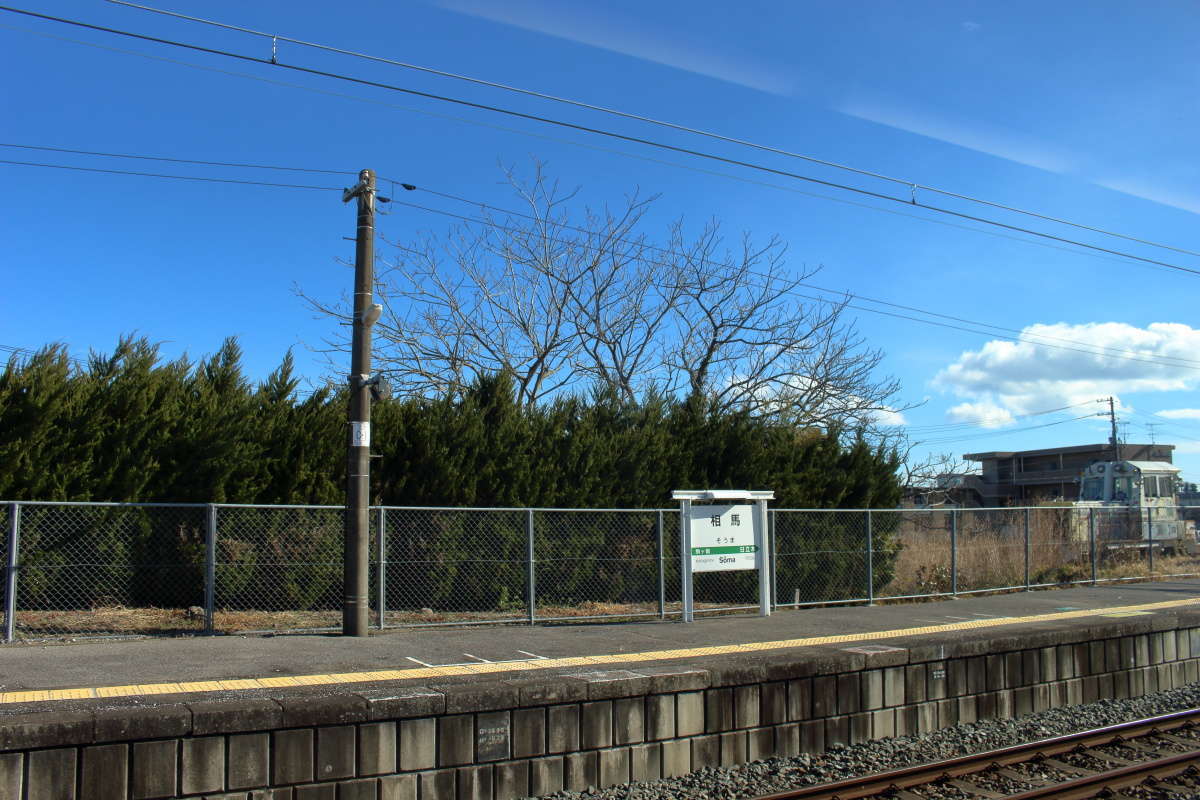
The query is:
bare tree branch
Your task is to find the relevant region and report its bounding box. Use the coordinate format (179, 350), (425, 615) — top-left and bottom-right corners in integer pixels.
(298, 162), (910, 433)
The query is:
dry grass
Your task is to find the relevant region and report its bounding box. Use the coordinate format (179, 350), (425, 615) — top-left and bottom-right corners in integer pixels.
(15, 606), (337, 637)
(880, 510), (1200, 597)
(13, 600), (750, 640)
(1096, 551), (1200, 581)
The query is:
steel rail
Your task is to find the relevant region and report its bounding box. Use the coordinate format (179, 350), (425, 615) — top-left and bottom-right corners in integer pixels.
(1006, 747), (1200, 799)
(751, 707), (1200, 800)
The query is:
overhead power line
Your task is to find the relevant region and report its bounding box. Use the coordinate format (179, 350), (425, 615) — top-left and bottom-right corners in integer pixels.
(0, 159), (340, 190)
(0, 141), (1180, 355)
(0, 142), (354, 175)
(105, 0), (1200, 262)
(374, 193), (1200, 372)
(0, 21), (1182, 279)
(902, 401), (1102, 433)
(382, 195), (1200, 371)
(403, 184), (1200, 370)
(1129, 408), (1200, 429)
(1126, 409), (1200, 441)
(4, 6), (1200, 277)
(914, 414), (1100, 447)
(0, 343), (92, 371)
(3, 140), (1194, 374)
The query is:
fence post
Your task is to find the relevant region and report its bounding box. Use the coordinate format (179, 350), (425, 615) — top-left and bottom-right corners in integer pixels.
(377, 507), (387, 630)
(770, 509), (778, 610)
(1146, 506), (1154, 577)
(204, 504), (216, 636)
(526, 509), (536, 626)
(865, 509), (874, 606)
(950, 509), (958, 596)
(4, 503), (20, 644)
(656, 510), (665, 619)
(1089, 508), (1098, 585)
(1023, 507), (1031, 590)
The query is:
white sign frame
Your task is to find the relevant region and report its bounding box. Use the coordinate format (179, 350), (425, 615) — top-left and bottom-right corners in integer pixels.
(672, 490), (773, 622)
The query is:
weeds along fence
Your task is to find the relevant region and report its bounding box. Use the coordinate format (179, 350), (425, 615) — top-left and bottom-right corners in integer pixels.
(2, 502), (1196, 642)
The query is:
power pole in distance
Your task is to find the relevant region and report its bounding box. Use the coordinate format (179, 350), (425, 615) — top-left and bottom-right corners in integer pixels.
(342, 168), (380, 637)
(1107, 396), (1121, 462)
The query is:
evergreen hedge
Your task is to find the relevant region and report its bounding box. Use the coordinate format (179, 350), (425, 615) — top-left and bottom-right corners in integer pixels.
(0, 337), (902, 610)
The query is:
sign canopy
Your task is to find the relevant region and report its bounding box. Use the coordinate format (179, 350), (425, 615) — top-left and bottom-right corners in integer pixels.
(671, 490), (775, 502)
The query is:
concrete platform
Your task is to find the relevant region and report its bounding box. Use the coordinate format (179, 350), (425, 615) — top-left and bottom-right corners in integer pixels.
(3, 581), (1200, 800)
(2, 579), (1198, 702)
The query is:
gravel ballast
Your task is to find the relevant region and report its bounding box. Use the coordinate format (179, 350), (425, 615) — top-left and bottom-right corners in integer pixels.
(536, 683), (1200, 800)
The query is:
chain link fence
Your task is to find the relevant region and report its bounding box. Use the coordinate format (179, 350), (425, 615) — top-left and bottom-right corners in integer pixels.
(2, 501), (1197, 641)
(533, 509), (664, 622)
(876, 509), (954, 600)
(381, 508), (528, 627)
(4, 502), (208, 639)
(214, 504), (369, 633)
(774, 510), (871, 606)
(1033, 507), (1092, 586)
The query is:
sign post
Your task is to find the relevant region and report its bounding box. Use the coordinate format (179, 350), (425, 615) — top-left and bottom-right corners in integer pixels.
(672, 490), (774, 622)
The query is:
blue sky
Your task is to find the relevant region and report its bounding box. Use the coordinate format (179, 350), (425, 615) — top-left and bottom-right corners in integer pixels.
(3, 1), (1199, 483)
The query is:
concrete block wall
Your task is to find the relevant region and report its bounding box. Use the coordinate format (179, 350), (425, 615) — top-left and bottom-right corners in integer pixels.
(3, 620), (1200, 799)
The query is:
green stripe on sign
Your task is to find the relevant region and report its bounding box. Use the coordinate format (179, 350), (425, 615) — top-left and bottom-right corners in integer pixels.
(691, 545), (758, 555)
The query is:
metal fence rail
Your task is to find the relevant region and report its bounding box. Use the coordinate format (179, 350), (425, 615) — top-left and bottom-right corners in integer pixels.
(2, 501), (1197, 641)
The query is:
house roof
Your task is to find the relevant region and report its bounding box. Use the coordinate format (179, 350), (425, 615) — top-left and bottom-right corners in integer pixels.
(964, 443), (1173, 461)
(1125, 461), (1180, 473)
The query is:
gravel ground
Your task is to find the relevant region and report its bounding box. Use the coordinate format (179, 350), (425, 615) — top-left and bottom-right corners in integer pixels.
(537, 682), (1200, 800)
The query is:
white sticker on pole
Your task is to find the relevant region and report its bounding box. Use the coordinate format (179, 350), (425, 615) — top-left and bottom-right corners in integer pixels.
(350, 421), (371, 447)
(689, 504), (759, 572)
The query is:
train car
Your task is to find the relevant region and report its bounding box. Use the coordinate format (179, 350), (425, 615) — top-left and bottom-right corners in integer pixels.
(1073, 460), (1195, 555)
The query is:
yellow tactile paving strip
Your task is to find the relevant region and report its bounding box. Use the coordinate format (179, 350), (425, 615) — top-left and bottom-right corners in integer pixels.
(3, 597), (1197, 706)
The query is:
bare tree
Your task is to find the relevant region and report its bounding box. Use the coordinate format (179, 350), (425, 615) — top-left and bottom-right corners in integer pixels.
(302, 163), (909, 429)
(370, 164), (664, 406)
(899, 449), (979, 507)
(656, 219), (903, 427)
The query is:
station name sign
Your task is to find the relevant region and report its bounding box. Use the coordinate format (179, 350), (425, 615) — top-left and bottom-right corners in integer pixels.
(688, 503), (759, 572)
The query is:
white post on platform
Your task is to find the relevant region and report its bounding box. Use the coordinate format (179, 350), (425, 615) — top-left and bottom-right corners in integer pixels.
(673, 490), (775, 623)
(679, 499), (693, 623)
(755, 497), (771, 617)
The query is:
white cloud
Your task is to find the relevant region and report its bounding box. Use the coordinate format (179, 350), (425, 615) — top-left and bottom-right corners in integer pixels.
(946, 401), (1014, 428)
(1092, 176), (1200, 216)
(836, 101), (1200, 217)
(873, 407), (908, 426)
(934, 321), (1200, 418)
(1159, 408), (1200, 420)
(439, 1), (1199, 219)
(835, 96), (1077, 174)
(435, 0), (793, 95)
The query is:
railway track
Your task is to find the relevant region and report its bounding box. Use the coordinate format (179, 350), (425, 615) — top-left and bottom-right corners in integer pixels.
(753, 708), (1200, 800)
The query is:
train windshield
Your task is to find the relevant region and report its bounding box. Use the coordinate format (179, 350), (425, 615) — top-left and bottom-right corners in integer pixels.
(1081, 477), (1104, 501)
(1114, 477), (1133, 501)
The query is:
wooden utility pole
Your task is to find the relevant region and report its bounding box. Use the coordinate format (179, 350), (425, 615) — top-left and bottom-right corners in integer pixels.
(1107, 396), (1121, 462)
(342, 168), (377, 637)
